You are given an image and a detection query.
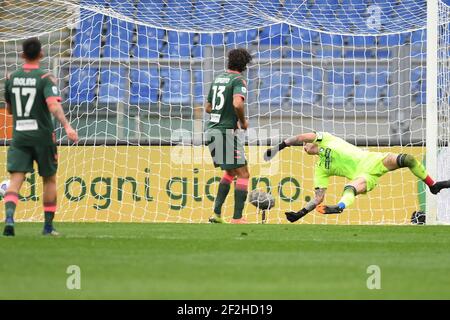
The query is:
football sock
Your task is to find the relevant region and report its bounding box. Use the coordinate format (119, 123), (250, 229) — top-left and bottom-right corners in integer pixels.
(4, 192), (18, 226)
(213, 173), (233, 216)
(337, 186), (357, 210)
(397, 154), (433, 185)
(44, 202), (57, 229)
(233, 178), (249, 219)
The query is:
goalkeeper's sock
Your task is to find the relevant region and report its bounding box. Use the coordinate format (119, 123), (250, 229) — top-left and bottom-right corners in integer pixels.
(337, 185), (357, 210)
(213, 173), (233, 216)
(233, 178), (249, 219)
(43, 202), (57, 230)
(397, 154), (434, 185)
(4, 192), (18, 226)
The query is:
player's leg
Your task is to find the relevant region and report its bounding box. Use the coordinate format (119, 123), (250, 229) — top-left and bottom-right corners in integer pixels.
(209, 169), (235, 223)
(317, 177), (367, 214)
(36, 144), (59, 235)
(383, 153), (450, 194)
(231, 165), (250, 224)
(42, 175), (59, 235)
(4, 145), (33, 236)
(3, 173), (26, 236)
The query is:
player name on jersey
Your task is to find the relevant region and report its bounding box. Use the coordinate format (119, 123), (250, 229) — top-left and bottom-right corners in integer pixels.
(215, 77), (231, 84)
(13, 77), (36, 86)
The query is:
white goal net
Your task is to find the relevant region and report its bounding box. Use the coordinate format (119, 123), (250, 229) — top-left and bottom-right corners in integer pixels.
(0, 0), (445, 224)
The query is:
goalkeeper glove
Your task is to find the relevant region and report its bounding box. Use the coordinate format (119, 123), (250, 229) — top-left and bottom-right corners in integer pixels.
(264, 141), (287, 161)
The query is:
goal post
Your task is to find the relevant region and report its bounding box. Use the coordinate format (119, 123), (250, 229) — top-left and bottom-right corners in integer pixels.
(426, 0), (438, 225)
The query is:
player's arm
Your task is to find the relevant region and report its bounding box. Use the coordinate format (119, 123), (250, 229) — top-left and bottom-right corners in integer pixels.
(264, 132), (318, 161)
(42, 73), (78, 143)
(233, 95), (248, 130)
(233, 77), (248, 130)
(47, 100), (78, 143)
(205, 84), (213, 114)
(285, 188), (327, 223)
(4, 74), (12, 114)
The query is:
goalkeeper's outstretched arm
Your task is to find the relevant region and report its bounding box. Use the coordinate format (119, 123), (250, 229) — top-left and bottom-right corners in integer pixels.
(285, 188), (326, 223)
(264, 132), (317, 161)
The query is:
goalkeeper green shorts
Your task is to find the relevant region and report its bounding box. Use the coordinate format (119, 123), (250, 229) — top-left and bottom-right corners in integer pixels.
(206, 130), (247, 170)
(7, 143), (58, 177)
(354, 152), (390, 192)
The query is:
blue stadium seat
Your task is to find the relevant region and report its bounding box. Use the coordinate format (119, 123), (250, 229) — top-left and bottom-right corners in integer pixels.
(136, 0), (166, 21)
(344, 49), (375, 58)
(319, 33), (344, 46)
(191, 45), (204, 58)
(411, 29), (426, 43)
(109, 0), (135, 16)
(258, 69), (291, 104)
(285, 49), (312, 59)
(327, 84), (352, 105)
(354, 86), (379, 105)
(377, 34), (404, 46)
(291, 68), (322, 104)
(226, 30), (258, 45)
(163, 31), (195, 58)
(347, 35), (377, 47)
(199, 33), (225, 46)
(98, 68), (125, 103)
(257, 69), (291, 104)
(259, 23), (290, 46)
(103, 17), (134, 58)
(316, 47), (342, 58)
(192, 1), (223, 22)
(257, 49), (283, 59)
(166, 0), (194, 20)
(130, 68), (159, 104)
(288, 27), (317, 46)
(193, 70), (204, 104)
(68, 67), (98, 103)
(132, 25), (164, 58)
(326, 69), (354, 105)
(72, 11), (103, 58)
(161, 69), (191, 104)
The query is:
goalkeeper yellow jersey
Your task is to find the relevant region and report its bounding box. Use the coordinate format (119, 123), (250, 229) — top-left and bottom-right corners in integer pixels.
(313, 132), (387, 189)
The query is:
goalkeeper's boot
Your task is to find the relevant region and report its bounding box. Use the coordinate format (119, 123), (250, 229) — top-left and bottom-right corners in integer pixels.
(285, 210), (308, 223)
(42, 225), (60, 236)
(231, 217), (248, 224)
(208, 214), (226, 224)
(429, 180), (450, 195)
(316, 204), (344, 214)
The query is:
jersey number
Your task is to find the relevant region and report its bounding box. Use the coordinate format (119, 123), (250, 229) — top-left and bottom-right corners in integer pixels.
(211, 85), (225, 110)
(11, 87), (36, 117)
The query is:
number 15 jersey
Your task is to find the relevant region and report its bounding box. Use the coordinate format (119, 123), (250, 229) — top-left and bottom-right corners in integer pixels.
(206, 70), (247, 133)
(4, 64), (61, 146)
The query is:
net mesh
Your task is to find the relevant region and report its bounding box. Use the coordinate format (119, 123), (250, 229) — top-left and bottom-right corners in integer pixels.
(0, 0), (442, 224)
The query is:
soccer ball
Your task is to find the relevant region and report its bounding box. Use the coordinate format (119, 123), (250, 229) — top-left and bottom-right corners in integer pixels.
(0, 179), (10, 197)
(248, 190), (275, 210)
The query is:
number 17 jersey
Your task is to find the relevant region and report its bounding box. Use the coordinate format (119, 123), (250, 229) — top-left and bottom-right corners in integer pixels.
(206, 70), (247, 132)
(4, 65), (61, 146)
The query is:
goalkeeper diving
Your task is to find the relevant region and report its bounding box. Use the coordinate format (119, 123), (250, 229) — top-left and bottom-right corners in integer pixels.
(264, 131), (450, 222)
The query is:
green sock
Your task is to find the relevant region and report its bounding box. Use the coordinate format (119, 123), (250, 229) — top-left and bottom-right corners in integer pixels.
(5, 201), (16, 226)
(408, 158), (428, 180)
(338, 187), (356, 208)
(214, 183), (231, 216)
(44, 212), (55, 228)
(233, 189), (248, 219)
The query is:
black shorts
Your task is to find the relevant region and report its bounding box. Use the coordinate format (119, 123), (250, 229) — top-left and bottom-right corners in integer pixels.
(206, 130), (247, 170)
(7, 143), (58, 177)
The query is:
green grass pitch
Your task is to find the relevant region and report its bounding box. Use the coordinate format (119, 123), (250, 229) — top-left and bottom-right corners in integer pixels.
(1, 223), (450, 299)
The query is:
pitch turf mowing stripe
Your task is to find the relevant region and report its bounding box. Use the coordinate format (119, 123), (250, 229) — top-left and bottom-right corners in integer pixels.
(0, 223), (449, 299)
